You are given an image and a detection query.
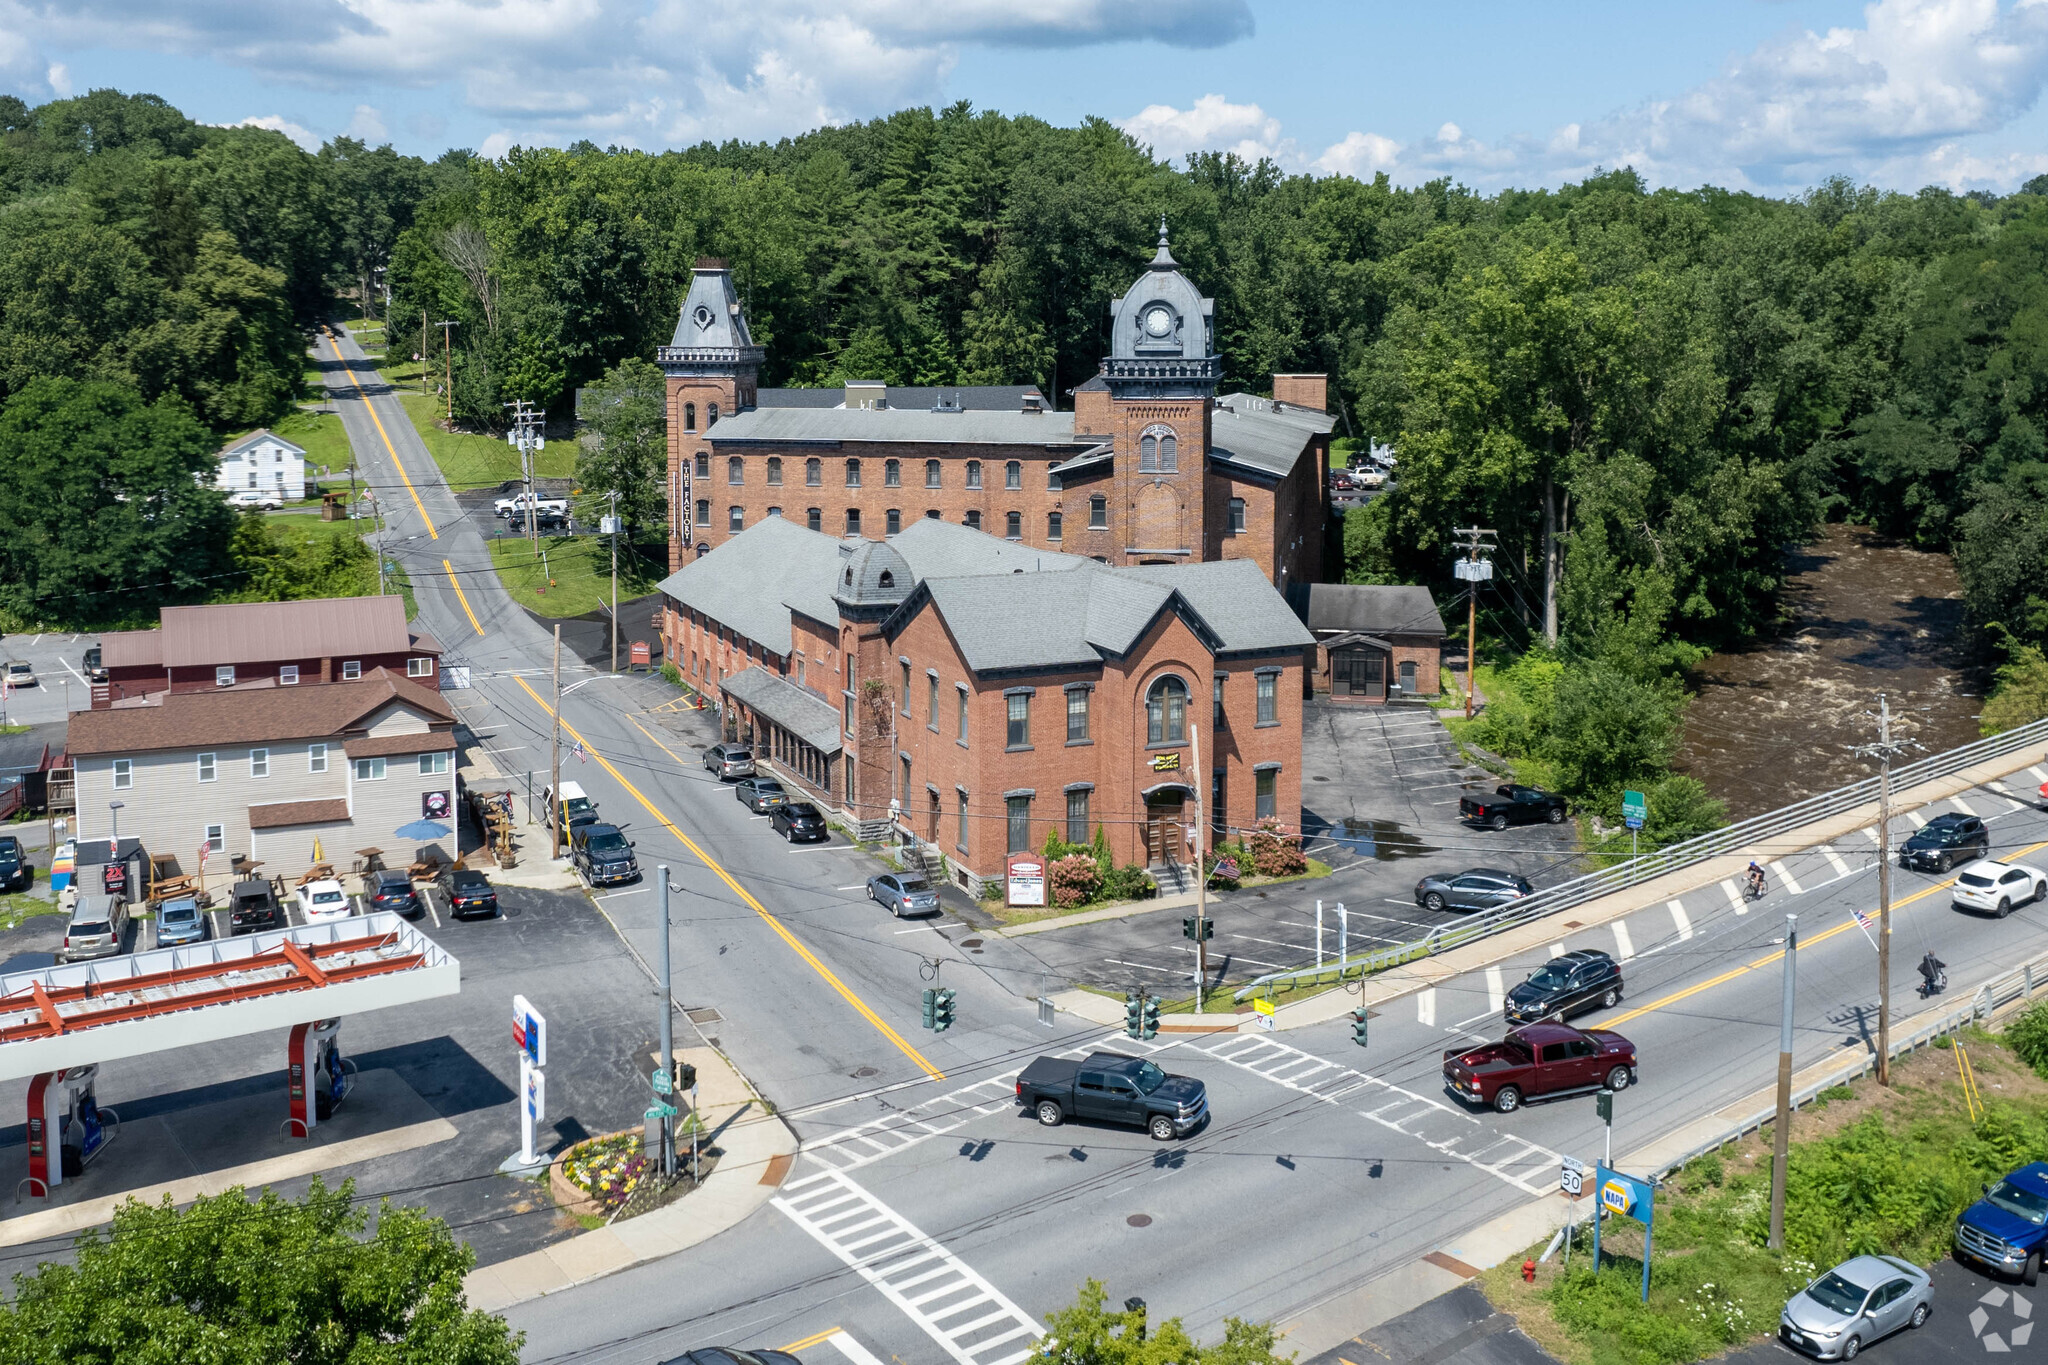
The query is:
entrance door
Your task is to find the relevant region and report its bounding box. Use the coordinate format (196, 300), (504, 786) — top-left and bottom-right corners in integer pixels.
(1399, 659), (1418, 694)
(1144, 792), (1186, 865)
(1331, 648), (1385, 699)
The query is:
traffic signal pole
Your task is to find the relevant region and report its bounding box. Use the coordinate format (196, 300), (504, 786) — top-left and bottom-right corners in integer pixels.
(1192, 721), (1207, 1013)
(658, 864), (675, 1178)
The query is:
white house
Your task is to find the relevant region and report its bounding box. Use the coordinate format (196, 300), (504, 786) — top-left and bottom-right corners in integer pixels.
(216, 429), (308, 501)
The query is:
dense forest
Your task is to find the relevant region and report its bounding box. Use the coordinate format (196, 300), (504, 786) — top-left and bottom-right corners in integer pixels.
(2, 89), (2045, 800)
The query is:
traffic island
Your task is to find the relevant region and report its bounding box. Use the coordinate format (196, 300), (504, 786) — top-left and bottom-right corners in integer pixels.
(547, 1126), (720, 1226)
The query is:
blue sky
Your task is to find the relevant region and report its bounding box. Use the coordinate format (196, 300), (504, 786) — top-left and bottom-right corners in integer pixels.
(10, 0), (2048, 193)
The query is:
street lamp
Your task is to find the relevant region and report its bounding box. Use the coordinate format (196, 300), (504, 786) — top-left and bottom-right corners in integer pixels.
(108, 801), (124, 846)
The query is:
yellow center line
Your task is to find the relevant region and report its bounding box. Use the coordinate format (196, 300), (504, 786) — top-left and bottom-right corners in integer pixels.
(1606, 837), (2048, 1029)
(322, 331), (438, 539)
(779, 1328), (843, 1354)
(510, 676), (945, 1081)
(442, 559), (485, 636)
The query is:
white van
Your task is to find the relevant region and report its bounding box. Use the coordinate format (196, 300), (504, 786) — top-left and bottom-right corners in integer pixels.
(542, 781), (598, 833)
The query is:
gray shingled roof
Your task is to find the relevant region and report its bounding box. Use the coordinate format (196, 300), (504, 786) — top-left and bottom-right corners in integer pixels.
(1122, 560), (1318, 653)
(655, 518), (847, 653)
(721, 666), (842, 753)
(1296, 583), (1447, 638)
(703, 406), (1083, 447)
(1207, 395), (1333, 478)
(759, 386), (1044, 411)
(889, 517), (1088, 579)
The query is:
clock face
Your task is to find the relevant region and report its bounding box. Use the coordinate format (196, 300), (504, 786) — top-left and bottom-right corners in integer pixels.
(1144, 305), (1173, 338)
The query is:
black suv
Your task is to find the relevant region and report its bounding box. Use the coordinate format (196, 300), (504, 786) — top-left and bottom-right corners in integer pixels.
(367, 869), (422, 916)
(1504, 949), (1623, 1024)
(769, 802), (827, 843)
(1901, 812), (1990, 873)
(0, 836), (26, 893)
(437, 867), (500, 918)
(573, 823), (639, 886)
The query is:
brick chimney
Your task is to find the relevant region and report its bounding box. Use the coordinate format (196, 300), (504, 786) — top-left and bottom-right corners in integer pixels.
(1271, 373), (1328, 413)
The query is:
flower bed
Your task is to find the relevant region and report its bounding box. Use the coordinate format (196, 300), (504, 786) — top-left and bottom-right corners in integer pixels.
(550, 1130), (653, 1218)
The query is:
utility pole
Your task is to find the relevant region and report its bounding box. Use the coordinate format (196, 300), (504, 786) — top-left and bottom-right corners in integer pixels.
(1192, 721), (1207, 1013)
(506, 401), (546, 557)
(1770, 912), (1798, 1250)
(435, 320), (458, 421)
(607, 490), (620, 673)
(420, 309), (430, 396)
(1451, 527), (1497, 719)
(657, 864), (676, 1178)
(1852, 694), (1912, 1086)
(549, 624), (563, 862)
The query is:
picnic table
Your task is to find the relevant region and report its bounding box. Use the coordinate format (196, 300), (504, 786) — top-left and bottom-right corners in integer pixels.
(297, 863), (335, 887)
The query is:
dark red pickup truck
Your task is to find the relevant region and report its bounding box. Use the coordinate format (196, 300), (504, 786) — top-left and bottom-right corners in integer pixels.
(1442, 1022), (1637, 1113)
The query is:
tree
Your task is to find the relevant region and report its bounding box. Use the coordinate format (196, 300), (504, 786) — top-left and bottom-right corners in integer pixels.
(1038, 1279), (1286, 1365)
(321, 136), (432, 320)
(576, 356), (667, 535)
(0, 1178), (521, 1364)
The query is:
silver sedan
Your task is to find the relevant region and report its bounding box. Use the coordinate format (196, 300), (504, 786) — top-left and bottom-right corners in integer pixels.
(1779, 1254), (1931, 1360)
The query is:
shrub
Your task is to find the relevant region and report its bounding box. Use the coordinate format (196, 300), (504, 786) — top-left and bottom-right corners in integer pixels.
(2008, 999), (2048, 1078)
(1248, 824), (1307, 878)
(1101, 863), (1155, 902)
(659, 660), (682, 686)
(1049, 854), (1101, 908)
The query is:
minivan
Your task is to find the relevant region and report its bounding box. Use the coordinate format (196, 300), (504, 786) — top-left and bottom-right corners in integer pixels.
(61, 893), (129, 962)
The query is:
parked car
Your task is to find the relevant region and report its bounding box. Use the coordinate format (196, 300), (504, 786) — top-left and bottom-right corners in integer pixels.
(228, 878), (285, 933)
(506, 507), (568, 535)
(60, 893), (129, 962)
(154, 895), (207, 948)
(1414, 867), (1533, 913)
(1441, 1021), (1636, 1113)
(228, 489), (284, 510)
(0, 835), (27, 892)
(703, 743), (755, 780)
(1955, 1161), (2048, 1284)
(4, 659), (35, 689)
(1900, 811), (1990, 872)
(1779, 1254), (1932, 1360)
(867, 872), (939, 917)
(1951, 859), (2047, 917)
(493, 493), (570, 519)
(81, 643), (105, 682)
(1504, 949), (1623, 1025)
(294, 878), (352, 922)
(541, 780), (599, 835)
(437, 867), (500, 918)
(573, 823), (639, 886)
(658, 1349), (801, 1365)
(366, 869), (422, 917)
(1016, 1051), (1209, 1141)
(735, 776), (788, 813)
(770, 801), (828, 842)
(1459, 784), (1568, 830)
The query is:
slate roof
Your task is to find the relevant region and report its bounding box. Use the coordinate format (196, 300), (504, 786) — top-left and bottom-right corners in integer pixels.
(1208, 393), (1335, 478)
(702, 406), (1083, 447)
(721, 667), (843, 754)
(1121, 560), (1319, 653)
(66, 670), (454, 757)
(1292, 583), (1447, 638)
(654, 518), (849, 654)
(758, 386), (1044, 411)
(888, 517), (1087, 579)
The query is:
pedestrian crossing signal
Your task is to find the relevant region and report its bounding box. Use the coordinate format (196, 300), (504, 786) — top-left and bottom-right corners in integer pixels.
(1351, 1005), (1369, 1048)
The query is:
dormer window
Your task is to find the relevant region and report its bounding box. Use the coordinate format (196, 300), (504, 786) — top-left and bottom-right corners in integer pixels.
(878, 570), (894, 588)
(693, 303), (714, 329)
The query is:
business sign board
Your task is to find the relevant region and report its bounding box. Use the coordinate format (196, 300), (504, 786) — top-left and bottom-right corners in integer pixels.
(1592, 1163), (1657, 1301)
(1006, 854), (1047, 908)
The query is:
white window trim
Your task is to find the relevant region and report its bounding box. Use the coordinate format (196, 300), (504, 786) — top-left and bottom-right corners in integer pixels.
(418, 751), (450, 775)
(250, 748), (269, 779)
(280, 665), (300, 685)
(407, 657), (432, 677)
(353, 756), (387, 781)
(111, 759), (132, 790)
(203, 824), (225, 853)
(341, 660), (362, 680)
(308, 742), (328, 774)
(197, 752), (217, 783)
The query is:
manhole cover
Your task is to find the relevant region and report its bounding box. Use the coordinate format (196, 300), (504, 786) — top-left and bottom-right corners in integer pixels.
(960, 938), (983, 949)
(1126, 1214), (1152, 1228)
(687, 1007), (723, 1024)
(853, 1066), (880, 1079)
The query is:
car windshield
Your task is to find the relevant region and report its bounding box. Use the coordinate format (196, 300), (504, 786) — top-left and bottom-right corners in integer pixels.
(1959, 872), (1994, 887)
(311, 890), (343, 906)
(1804, 1272), (1869, 1316)
(70, 920), (108, 935)
(587, 832), (628, 853)
(1527, 967), (1572, 991)
(1987, 1181), (2048, 1224)
(1134, 1061), (1168, 1094)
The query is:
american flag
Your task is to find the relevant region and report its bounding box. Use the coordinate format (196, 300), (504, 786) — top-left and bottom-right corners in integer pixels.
(1852, 905), (1873, 931)
(571, 741), (587, 764)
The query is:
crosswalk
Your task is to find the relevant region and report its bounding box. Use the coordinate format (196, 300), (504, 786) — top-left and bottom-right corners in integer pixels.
(773, 1168), (1043, 1365)
(800, 1074), (1024, 1175)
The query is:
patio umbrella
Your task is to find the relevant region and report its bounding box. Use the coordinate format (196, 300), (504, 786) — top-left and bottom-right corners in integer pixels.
(393, 819), (451, 842)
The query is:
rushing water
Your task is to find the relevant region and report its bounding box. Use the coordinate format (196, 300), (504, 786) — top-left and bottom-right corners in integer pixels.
(1674, 523), (1987, 819)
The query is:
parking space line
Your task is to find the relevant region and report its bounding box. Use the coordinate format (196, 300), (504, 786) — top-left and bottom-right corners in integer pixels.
(1228, 931), (1315, 953)
(1667, 900), (1692, 941)
(1612, 920), (1635, 961)
(1483, 965), (1503, 1013)
(895, 925), (937, 934)
(1103, 958), (1186, 976)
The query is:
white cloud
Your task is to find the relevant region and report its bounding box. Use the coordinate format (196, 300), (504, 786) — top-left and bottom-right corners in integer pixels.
(344, 103), (388, 142)
(1121, 94), (1300, 167)
(45, 62), (69, 96)
(229, 113), (321, 150)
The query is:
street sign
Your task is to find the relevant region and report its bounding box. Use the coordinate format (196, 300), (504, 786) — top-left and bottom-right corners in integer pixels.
(1592, 1163), (1657, 1302)
(651, 1066), (672, 1095)
(1254, 997), (1275, 1031)
(1561, 1154), (1585, 1197)
(1622, 789), (1647, 831)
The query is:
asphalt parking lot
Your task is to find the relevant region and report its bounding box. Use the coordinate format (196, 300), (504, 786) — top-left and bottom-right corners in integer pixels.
(0, 882), (664, 1267)
(0, 632), (95, 726)
(1718, 1256), (2045, 1363)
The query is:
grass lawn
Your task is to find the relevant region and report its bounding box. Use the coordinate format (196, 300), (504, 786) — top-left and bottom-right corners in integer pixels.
(262, 516), (418, 617)
(251, 407), (354, 481)
(396, 392), (577, 493)
(488, 534), (660, 618)
(1481, 1026), (2048, 1365)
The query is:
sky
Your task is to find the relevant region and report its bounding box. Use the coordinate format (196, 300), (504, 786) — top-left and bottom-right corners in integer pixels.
(8, 0), (2048, 194)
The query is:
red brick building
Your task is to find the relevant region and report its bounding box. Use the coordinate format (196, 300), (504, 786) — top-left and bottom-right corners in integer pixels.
(1290, 583), (1447, 704)
(94, 597), (442, 709)
(658, 229), (1333, 598)
(658, 517), (1312, 894)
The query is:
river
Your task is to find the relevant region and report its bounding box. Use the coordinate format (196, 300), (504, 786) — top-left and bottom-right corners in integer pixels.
(1674, 523), (1986, 819)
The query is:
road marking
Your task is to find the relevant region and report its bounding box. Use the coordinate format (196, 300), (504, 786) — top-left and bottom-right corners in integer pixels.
(1612, 920), (1635, 961)
(835, 885), (869, 891)
(420, 888), (442, 929)
(801, 1072), (1022, 1174)
(442, 559), (485, 635)
(1229, 931), (1316, 953)
(774, 1169), (1041, 1365)
(1862, 825), (1881, 843)
(2029, 766), (2047, 784)
(1906, 809), (1927, 827)
(1418, 988), (1436, 1026)
(1484, 965), (1503, 1013)
(1103, 958), (1187, 976)
(1950, 796), (1977, 816)
(827, 1332), (889, 1365)
(322, 333), (437, 538)
(780, 1327), (844, 1354)
(58, 658), (88, 688)
(1773, 862), (1803, 895)
(1823, 848), (1852, 878)
(1549, 942), (1565, 958)
(895, 925), (938, 934)
(1722, 879), (1746, 915)
(1667, 900), (1693, 941)
(514, 676), (944, 1080)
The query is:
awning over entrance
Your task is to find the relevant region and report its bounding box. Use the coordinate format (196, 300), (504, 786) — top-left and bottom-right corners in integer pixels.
(721, 667), (843, 755)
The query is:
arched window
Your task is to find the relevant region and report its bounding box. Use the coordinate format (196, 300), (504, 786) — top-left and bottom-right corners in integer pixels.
(885, 459), (901, 488)
(1139, 424), (1177, 473)
(1159, 433), (1177, 471)
(966, 460), (982, 490)
(684, 402), (697, 432)
(1139, 434), (1157, 472)
(766, 457), (783, 486)
(805, 458), (822, 487)
(965, 509), (981, 530)
(925, 459), (941, 488)
(1147, 676), (1188, 746)
(707, 402), (720, 427)
(1005, 510), (1022, 540)
(1004, 460), (1021, 490)
(885, 508), (901, 536)
(926, 508), (941, 519)
(727, 456), (743, 485)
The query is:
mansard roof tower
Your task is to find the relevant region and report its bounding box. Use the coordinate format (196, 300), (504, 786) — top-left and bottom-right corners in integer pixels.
(660, 260), (765, 570)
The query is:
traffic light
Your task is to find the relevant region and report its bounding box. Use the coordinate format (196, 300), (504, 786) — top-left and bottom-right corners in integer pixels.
(1124, 991), (1144, 1039)
(1142, 995), (1161, 1040)
(933, 988), (956, 1033)
(1596, 1090), (1613, 1124)
(1182, 916), (1213, 941)
(1351, 1005), (1369, 1048)
(676, 1062), (698, 1092)
(921, 988), (937, 1030)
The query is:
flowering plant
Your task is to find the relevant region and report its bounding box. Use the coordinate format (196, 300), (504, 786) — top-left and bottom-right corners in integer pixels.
(562, 1133), (652, 1213)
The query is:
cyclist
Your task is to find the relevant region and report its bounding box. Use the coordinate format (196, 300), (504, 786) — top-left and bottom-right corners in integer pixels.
(1919, 951), (1947, 996)
(1745, 861), (1767, 900)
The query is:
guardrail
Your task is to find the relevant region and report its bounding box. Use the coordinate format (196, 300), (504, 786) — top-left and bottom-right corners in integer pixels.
(1235, 715), (2048, 1002)
(1644, 946), (2048, 1181)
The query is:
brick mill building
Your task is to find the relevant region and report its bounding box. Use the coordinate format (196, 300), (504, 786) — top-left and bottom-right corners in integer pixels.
(657, 224), (1334, 597)
(656, 517), (1311, 894)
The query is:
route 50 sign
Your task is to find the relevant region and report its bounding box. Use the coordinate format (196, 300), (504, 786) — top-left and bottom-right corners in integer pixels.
(1560, 1155), (1586, 1197)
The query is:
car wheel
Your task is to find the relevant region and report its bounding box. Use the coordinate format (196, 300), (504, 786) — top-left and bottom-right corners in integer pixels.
(1841, 1334), (1860, 1360)
(1605, 1065), (1632, 1091)
(1036, 1100), (1063, 1127)
(1424, 892), (1446, 912)
(783, 825), (794, 842)
(1149, 1115), (1176, 1142)
(1600, 987), (1619, 1009)
(1546, 807), (1565, 824)
(1939, 853), (1953, 872)
(1998, 897), (2013, 919)
(1492, 1086), (1521, 1114)
(2026, 1251), (2041, 1287)
(1910, 1303), (1929, 1329)
(1490, 813), (1509, 831)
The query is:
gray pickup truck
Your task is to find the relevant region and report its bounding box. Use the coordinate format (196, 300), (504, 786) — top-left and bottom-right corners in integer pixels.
(1015, 1051), (1209, 1141)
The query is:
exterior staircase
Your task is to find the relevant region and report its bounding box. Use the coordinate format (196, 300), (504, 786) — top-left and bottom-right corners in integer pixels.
(1150, 860), (1192, 896)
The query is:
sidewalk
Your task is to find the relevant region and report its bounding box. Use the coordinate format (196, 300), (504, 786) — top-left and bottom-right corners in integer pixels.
(463, 1043), (799, 1313)
(453, 722), (580, 892)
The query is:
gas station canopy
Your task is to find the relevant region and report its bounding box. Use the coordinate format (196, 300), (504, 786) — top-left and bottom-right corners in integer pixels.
(0, 913), (458, 1084)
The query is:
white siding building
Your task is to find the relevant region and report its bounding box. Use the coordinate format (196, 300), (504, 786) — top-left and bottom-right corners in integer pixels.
(216, 429), (308, 501)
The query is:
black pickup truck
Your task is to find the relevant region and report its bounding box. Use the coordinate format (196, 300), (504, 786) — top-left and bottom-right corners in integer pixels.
(1460, 784), (1569, 830)
(1016, 1051), (1209, 1141)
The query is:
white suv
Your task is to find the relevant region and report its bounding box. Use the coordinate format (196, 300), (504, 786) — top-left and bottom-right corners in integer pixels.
(1952, 859), (2048, 918)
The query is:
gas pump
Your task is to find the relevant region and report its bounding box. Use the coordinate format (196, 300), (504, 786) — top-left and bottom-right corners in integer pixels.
(285, 1020), (354, 1138)
(21, 1065), (119, 1199)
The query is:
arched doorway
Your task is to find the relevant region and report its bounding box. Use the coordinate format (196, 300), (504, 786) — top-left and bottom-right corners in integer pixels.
(1143, 786), (1190, 866)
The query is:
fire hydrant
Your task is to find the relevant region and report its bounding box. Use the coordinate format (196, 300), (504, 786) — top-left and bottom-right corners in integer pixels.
(1522, 1259), (1536, 1283)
